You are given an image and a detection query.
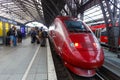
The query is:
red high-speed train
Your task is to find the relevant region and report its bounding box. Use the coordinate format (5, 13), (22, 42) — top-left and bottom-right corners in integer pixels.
(48, 16), (104, 77)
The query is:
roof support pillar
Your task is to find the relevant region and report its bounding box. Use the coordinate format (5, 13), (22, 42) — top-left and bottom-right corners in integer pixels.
(99, 0), (119, 52)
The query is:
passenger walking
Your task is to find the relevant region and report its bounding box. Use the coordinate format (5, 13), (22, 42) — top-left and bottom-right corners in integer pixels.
(6, 30), (11, 46)
(35, 27), (40, 44)
(9, 27), (15, 46)
(8, 26), (17, 46)
(12, 26), (17, 46)
(17, 29), (22, 43)
(30, 27), (36, 43)
(40, 29), (47, 47)
(38, 29), (42, 42)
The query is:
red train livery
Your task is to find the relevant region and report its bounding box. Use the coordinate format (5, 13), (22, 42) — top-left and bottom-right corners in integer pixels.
(90, 23), (120, 45)
(48, 16), (104, 77)
(90, 24), (107, 44)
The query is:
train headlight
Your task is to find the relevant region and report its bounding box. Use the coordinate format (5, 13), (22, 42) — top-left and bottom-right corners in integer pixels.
(74, 42), (82, 48)
(70, 42), (82, 48)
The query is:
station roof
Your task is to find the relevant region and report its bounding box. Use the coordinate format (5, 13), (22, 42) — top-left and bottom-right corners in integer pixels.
(0, 0), (44, 24)
(0, 0), (95, 25)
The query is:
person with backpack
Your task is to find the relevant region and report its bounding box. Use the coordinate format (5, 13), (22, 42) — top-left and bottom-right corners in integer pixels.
(40, 29), (47, 47)
(9, 27), (15, 46)
(17, 29), (22, 43)
(30, 27), (37, 43)
(6, 30), (11, 46)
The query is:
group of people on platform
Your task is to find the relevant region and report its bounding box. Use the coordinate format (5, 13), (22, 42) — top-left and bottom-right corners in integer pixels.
(6, 26), (22, 46)
(30, 27), (47, 46)
(6, 26), (47, 47)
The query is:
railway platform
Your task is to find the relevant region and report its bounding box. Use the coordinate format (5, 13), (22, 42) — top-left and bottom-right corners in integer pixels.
(103, 48), (120, 78)
(0, 37), (120, 80)
(0, 38), (57, 80)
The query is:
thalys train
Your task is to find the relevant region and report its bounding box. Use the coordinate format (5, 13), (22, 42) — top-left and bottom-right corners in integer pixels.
(48, 16), (104, 77)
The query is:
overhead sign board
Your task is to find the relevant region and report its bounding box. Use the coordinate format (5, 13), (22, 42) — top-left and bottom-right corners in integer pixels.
(0, 17), (17, 25)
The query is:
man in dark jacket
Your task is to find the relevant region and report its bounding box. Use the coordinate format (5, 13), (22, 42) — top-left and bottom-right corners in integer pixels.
(40, 29), (47, 46)
(17, 29), (22, 43)
(31, 27), (37, 43)
(9, 28), (15, 46)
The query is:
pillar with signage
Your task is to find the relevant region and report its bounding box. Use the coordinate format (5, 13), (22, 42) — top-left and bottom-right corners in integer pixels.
(20, 24), (26, 38)
(0, 21), (3, 44)
(0, 17), (17, 45)
(5, 22), (10, 36)
(2, 22), (10, 45)
(0, 21), (3, 36)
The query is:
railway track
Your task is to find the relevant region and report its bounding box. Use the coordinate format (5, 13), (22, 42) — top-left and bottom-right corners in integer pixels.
(49, 40), (119, 80)
(51, 49), (107, 80)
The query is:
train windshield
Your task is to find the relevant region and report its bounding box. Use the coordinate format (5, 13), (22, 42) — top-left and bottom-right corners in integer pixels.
(64, 20), (90, 33)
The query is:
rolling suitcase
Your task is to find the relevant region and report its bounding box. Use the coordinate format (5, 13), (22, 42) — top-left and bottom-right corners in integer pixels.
(6, 37), (10, 46)
(40, 38), (46, 47)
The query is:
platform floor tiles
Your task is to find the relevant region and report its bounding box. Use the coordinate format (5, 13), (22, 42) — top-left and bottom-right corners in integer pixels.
(0, 38), (47, 80)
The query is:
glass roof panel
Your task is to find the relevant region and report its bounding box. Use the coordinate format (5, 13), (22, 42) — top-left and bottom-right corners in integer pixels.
(0, 0), (43, 24)
(83, 4), (104, 26)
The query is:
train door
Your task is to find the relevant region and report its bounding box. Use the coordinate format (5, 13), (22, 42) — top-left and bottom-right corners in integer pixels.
(100, 28), (108, 44)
